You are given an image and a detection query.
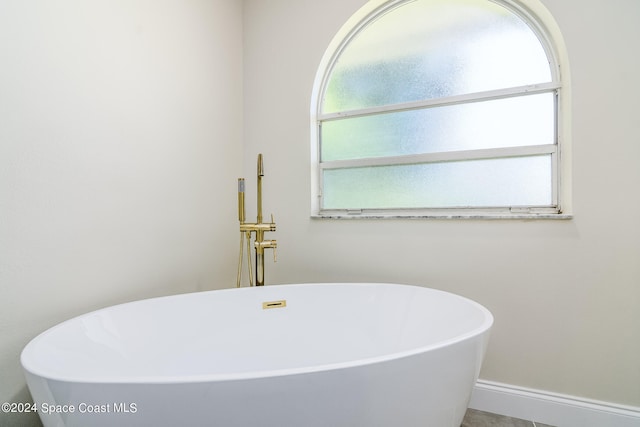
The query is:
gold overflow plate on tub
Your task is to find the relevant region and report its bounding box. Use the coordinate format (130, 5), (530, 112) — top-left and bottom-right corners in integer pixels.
(262, 300), (286, 309)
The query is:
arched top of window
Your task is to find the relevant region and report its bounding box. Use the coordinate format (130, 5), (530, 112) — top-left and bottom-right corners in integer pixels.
(322, 0), (556, 114)
(312, 0), (571, 219)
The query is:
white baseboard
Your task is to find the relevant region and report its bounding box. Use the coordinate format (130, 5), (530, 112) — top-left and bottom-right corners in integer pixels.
(469, 380), (640, 427)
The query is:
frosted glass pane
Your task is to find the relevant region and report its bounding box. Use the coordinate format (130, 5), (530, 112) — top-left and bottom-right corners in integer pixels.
(321, 93), (553, 161)
(323, 156), (552, 209)
(323, 0), (552, 113)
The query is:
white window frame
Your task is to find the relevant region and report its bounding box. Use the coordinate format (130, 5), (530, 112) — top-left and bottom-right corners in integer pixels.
(310, 0), (572, 219)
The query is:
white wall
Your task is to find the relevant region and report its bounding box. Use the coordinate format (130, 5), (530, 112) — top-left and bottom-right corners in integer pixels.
(243, 0), (640, 408)
(0, 1), (243, 425)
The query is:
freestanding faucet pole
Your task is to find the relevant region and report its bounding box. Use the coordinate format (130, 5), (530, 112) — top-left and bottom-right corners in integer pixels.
(255, 154), (265, 286)
(236, 154), (276, 287)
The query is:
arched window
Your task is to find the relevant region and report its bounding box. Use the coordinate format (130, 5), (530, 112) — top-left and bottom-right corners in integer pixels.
(311, 0), (570, 218)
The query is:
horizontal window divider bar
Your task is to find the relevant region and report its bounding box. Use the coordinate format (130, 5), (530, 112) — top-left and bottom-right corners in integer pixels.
(320, 144), (557, 170)
(318, 82), (561, 121)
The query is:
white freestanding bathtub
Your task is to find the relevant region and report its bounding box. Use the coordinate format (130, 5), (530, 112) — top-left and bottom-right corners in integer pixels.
(22, 283), (492, 427)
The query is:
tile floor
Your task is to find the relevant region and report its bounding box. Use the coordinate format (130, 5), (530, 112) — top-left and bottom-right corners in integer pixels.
(461, 409), (556, 427)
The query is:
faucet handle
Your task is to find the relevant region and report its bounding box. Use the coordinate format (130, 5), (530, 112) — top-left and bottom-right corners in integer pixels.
(267, 240), (277, 262)
(268, 240), (277, 263)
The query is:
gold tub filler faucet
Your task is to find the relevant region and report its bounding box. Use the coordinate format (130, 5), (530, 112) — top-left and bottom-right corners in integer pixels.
(236, 154), (277, 287)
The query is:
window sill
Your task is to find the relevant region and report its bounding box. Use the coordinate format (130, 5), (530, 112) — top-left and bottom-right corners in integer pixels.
(311, 210), (573, 220)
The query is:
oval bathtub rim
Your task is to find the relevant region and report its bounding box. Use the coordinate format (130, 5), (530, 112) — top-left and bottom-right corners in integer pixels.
(21, 282), (494, 385)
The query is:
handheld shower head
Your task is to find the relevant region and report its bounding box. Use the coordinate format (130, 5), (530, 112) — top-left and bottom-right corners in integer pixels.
(237, 178), (245, 223)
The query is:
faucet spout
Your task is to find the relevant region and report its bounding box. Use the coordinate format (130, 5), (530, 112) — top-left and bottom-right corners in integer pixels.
(257, 153), (264, 177)
(257, 154), (263, 224)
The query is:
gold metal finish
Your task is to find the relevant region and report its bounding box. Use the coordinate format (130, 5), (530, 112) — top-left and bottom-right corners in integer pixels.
(257, 154), (264, 224)
(262, 300), (286, 309)
(236, 154), (277, 287)
(237, 178), (245, 223)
